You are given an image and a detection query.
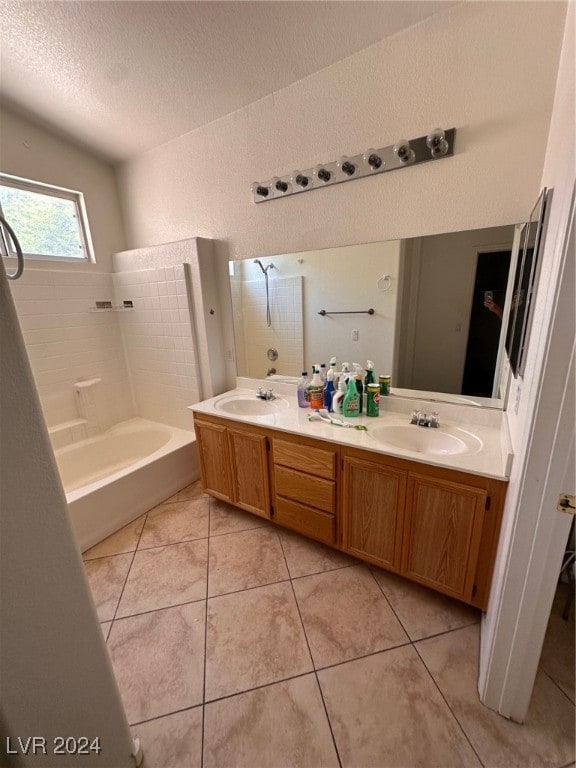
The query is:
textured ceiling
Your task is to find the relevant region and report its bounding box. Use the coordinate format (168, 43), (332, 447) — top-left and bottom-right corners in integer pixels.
(0, 1), (457, 161)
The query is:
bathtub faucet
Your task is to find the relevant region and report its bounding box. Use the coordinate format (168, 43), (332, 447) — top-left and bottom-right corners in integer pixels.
(257, 387), (276, 401)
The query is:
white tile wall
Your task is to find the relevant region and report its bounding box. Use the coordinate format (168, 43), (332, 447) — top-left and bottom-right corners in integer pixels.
(240, 276), (303, 378)
(10, 268), (135, 433)
(112, 265), (200, 431)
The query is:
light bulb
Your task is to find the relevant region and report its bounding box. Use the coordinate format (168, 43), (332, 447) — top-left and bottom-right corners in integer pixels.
(291, 170), (311, 189)
(363, 149), (383, 171)
(337, 156), (359, 177)
(393, 140), (415, 164)
(272, 177), (291, 194)
(426, 129), (449, 157)
(251, 181), (270, 198)
(314, 164), (333, 183)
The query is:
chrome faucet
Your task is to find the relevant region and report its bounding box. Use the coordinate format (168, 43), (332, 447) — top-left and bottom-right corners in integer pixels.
(410, 410), (440, 428)
(256, 387), (276, 401)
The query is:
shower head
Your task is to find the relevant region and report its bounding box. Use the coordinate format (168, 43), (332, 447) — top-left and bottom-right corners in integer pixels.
(254, 259), (275, 274)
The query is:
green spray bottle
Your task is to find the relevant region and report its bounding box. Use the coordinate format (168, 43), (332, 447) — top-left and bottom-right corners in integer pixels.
(342, 373), (361, 417)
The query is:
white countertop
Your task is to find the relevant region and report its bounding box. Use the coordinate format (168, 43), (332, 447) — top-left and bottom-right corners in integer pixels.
(189, 378), (513, 481)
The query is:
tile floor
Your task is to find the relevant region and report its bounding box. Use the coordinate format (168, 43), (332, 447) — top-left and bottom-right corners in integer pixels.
(83, 481), (575, 768)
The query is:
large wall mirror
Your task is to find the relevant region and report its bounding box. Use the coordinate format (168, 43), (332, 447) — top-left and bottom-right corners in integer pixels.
(229, 223), (524, 409)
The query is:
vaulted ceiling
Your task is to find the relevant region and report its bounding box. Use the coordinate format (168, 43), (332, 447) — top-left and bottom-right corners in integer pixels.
(0, 1), (457, 161)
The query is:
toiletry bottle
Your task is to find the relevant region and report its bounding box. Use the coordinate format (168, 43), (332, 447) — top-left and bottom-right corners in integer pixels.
(297, 371), (309, 408)
(364, 360), (375, 388)
(342, 374), (361, 417)
(323, 367), (336, 412)
(308, 368), (325, 410)
(353, 364), (364, 414)
(332, 373), (347, 414)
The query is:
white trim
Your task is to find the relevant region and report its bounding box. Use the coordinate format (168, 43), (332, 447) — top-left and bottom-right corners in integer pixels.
(0, 172), (95, 263)
(479, 187), (575, 721)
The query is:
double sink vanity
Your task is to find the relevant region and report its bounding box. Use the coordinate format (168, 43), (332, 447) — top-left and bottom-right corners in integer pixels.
(190, 378), (512, 611)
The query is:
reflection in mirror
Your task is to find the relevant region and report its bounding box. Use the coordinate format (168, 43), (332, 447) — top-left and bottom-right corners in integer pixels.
(230, 224), (520, 408)
(506, 188), (551, 377)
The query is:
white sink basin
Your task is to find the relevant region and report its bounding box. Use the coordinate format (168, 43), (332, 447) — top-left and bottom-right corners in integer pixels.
(214, 393), (290, 416)
(370, 424), (482, 456)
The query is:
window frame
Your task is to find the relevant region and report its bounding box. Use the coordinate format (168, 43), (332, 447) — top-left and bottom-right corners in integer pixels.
(0, 173), (95, 264)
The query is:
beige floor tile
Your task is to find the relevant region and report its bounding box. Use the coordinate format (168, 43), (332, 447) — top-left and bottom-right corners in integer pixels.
(100, 621), (112, 641)
(416, 624), (576, 768)
(372, 566), (480, 641)
(209, 497), (270, 536)
(84, 553), (132, 621)
(117, 539), (208, 617)
(539, 582), (575, 702)
(204, 674), (339, 768)
(139, 498), (208, 548)
(208, 527), (288, 597)
(108, 602), (205, 724)
(318, 644), (481, 768)
(279, 528), (357, 578)
(83, 515), (146, 560)
(165, 480), (207, 504)
(133, 707), (202, 768)
(205, 581), (312, 700)
(292, 565), (408, 668)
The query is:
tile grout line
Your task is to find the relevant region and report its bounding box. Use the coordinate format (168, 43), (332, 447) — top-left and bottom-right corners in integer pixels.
(200, 497), (212, 768)
(108, 511), (151, 627)
(276, 529), (344, 768)
(412, 640), (486, 768)
(369, 568), (486, 766)
(539, 666), (576, 707)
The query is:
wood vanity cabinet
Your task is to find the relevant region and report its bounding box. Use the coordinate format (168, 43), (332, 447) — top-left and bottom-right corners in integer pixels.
(193, 413), (506, 609)
(271, 438), (337, 545)
(342, 456), (406, 571)
(340, 446), (506, 608)
(194, 416), (271, 518)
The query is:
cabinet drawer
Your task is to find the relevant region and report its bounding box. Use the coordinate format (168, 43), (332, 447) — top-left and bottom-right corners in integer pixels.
(275, 498), (335, 545)
(273, 439), (336, 479)
(274, 465), (335, 513)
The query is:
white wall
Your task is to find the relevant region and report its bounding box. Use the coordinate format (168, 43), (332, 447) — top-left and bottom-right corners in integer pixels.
(0, 261), (135, 767)
(0, 108), (125, 273)
(402, 225), (515, 394)
(480, 0), (575, 719)
(112, 265), (200, 430)
(118, 3), (565, 263)
(233, 240), (400, 378)
(9, 267), (134, 432)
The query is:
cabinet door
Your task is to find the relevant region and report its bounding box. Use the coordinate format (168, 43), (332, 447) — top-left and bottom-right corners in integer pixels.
(402, 473), (486, 601)
(342, 458), (406, 571)
(194, 420), (233, 502)
(228, 429), (271, 519)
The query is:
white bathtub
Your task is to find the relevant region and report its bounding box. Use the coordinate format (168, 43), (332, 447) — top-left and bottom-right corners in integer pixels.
(56, 418), (199, 552)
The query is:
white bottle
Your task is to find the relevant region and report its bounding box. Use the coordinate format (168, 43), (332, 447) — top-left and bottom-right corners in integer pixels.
(331, 372), (348, 414)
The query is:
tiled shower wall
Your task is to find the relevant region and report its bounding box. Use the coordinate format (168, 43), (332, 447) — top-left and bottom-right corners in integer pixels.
(238, 276), (303, 378)
(112, 265), (200, 430)
(10, 268), (134, 435)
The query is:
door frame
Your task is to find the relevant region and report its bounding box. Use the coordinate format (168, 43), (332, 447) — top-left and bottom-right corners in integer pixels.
(478, 186), (575, 721)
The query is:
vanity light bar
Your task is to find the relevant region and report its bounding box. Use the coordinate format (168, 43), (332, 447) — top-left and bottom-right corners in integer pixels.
(251, 128), (456, 204)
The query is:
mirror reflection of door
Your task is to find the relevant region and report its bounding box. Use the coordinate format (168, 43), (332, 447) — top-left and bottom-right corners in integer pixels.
(462, 250), (512, 397)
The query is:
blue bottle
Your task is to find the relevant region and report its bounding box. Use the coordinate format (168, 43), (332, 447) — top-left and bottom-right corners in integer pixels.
(323, 367), (336, 412)
(297, 371), (309, 408)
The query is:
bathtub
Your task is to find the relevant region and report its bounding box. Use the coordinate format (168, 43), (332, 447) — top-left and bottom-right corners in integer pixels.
(56, 418), (199, 552)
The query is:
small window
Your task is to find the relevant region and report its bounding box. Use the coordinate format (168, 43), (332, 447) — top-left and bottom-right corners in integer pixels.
(0, 173), (94, 262)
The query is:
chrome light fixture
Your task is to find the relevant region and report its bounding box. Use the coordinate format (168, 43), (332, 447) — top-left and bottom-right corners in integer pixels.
(426, 128), (449, 157)
(363, 149), (383, 171)
(393, 139), (415, 164)
(251, 128), (456, 203)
